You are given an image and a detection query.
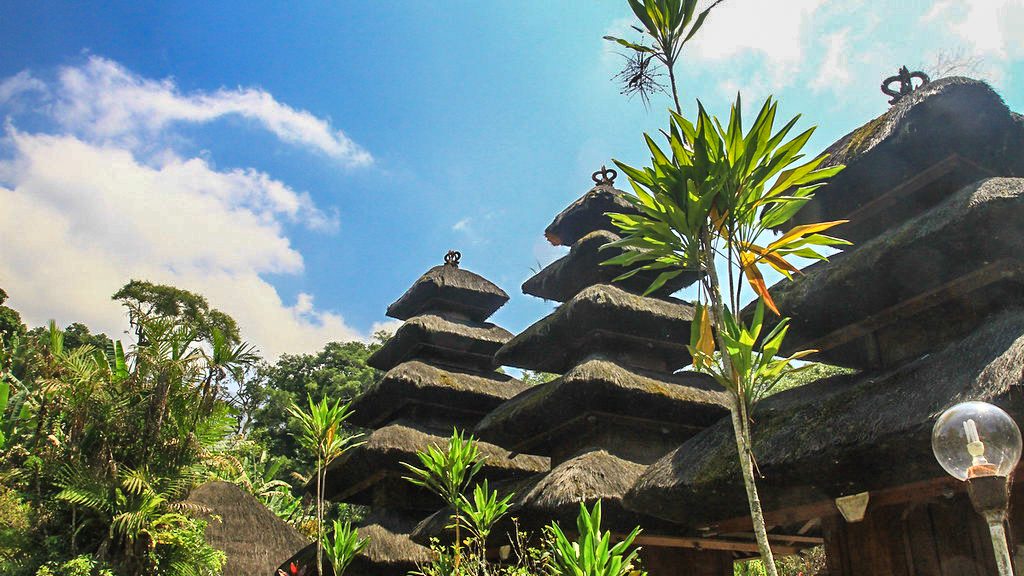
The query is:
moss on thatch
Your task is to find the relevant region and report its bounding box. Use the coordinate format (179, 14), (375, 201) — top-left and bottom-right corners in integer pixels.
(475, 357), (728, 455)
(367, 313), (513, 372)
(786, 77), (1024, 240)
(496, 284), (695, 373)
(183, 481), (309, 576)
(320, 421), (549, 509)
(758, 177), (1024, 368)
(544, 182), (639, 247)
(523, 230), (699, 302)
(386, 264), (509, 322)
(348, 360), (529, 429)
(625, 308), (1024, 527)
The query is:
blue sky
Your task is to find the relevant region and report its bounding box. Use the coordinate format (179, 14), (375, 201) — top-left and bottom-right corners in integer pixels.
(0, 1), (1021, 358)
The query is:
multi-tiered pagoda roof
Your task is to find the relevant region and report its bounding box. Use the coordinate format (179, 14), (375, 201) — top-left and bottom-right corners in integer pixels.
(470, 167), (728, 537)
(294, 252), (547, 576)
(623, 75), (1024, 575)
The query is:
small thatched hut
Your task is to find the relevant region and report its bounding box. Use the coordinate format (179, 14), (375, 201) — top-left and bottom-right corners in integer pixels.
(184, 481), (310, 576)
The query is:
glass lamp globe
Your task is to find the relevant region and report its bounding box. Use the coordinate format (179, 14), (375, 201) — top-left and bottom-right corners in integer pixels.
(932, 401), (1022, 481)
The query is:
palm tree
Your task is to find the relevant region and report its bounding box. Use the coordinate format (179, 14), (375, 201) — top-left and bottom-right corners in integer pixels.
(288, 395), (361, 575)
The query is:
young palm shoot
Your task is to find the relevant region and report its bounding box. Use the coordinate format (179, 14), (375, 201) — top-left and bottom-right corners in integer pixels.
(459, 479), (514, 568)
(321, 519), (368, 576)
(604, 96), (847, 574)
(548, 501), (645, 576)
(288, 395), (361, 576)
(401, 428), (484, 570)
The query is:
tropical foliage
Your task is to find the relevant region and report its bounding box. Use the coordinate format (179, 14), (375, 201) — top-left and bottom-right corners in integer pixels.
(0, 279), (389, 575)
(603, 1), (849, 573)
(288, 395), (361, 576)
(548, 502), (644, 576)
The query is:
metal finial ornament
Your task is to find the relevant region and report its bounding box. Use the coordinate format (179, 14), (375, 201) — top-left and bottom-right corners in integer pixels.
(444, 250), (461, 267)
(881, 66), (930, 105)
(592, 165), (618, 186)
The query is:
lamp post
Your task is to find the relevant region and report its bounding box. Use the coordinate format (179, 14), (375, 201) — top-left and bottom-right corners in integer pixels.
(932, 401), (1022, 576)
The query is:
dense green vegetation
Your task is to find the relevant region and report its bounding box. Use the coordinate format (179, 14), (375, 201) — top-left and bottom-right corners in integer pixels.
(0, 281), (386, 576)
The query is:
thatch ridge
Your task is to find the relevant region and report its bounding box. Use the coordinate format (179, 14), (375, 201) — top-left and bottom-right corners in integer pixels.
(625, 308), (1024, 527)
(475, 356), (728, 454)
(496, 284), (695, 373)
(758, 177), (1024, 368)
(544, 183), (640, 247)
(523, 230), (699, 302)
(349, 360), (529, 428)
(320, 421), (549, 508)
(387, 264), (509, 322)
(787, 77), (1024, 237)
(184, 481), (309, 576)
(367, 313), (513, 372)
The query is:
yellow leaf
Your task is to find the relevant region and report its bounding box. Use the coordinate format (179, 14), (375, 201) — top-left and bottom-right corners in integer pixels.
(741, 243), (801, 279)
(710, 206), (729, 237)
(694, 306), (715, 369)
(740, 251), (780, 315)
(767, 220), (848, 251)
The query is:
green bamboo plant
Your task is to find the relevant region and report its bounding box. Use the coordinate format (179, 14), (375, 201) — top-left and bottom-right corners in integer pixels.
(288, 395), (361, 576)
(402, 428), (485, 570)
(604, 95), (846, 574)
(321, 519), (368, 576)
(548, 501), (645, 576)
(603, 2), (849, 573)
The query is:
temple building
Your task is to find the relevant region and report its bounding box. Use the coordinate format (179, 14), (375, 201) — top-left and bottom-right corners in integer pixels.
(625, 76), (1024, 574)
(463, 168), (735, 573)
(284, 252), (547, 576)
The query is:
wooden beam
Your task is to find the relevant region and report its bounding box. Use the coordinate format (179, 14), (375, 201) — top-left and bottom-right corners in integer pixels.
(841, 154), (994, 229)
(796, 518), (820, 535)
(805, 259), (1024, 353)
(719, 532), (824, 545)
(630, 534), (805, 556)
(712, 475), (963, 533)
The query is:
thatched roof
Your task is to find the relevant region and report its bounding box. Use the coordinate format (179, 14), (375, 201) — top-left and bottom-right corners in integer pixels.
(787, 77), (1024, 243)
(183, 481), (309, 576)
(348, 360), (529, 429)
(514, 450), (645, 523)
(386, 263), (509, 322)
(367, 313), (513, 372)
(411, 451), (669, 546)
(759, 177), (1024, 369)
(625, 308), (1024, 528)
(281, 510), (433, 576)
(496, 284), (695, 373)
(544, 182), (639, 247)
(475, 357), (728, 457)
(523, 230), (699, 302)
(320, 421), (549, 510)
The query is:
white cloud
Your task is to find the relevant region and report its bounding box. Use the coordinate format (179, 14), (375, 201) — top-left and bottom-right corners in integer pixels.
(0, 130), (361, 358)
(452, 217), (472, 232)
(686, 0), (828, 86)
(924, 0), (1024, 82)
(925, 0), (1024, 59)
(50, 56), (372, 166)
(810, 29), (852, 93)
(0, 71), (47, 105)
(370, 319), (404, 338)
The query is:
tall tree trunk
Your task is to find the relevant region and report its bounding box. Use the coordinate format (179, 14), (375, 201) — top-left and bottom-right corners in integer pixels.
(701, 231), (779, 576)
(316, 454), (324, 576)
